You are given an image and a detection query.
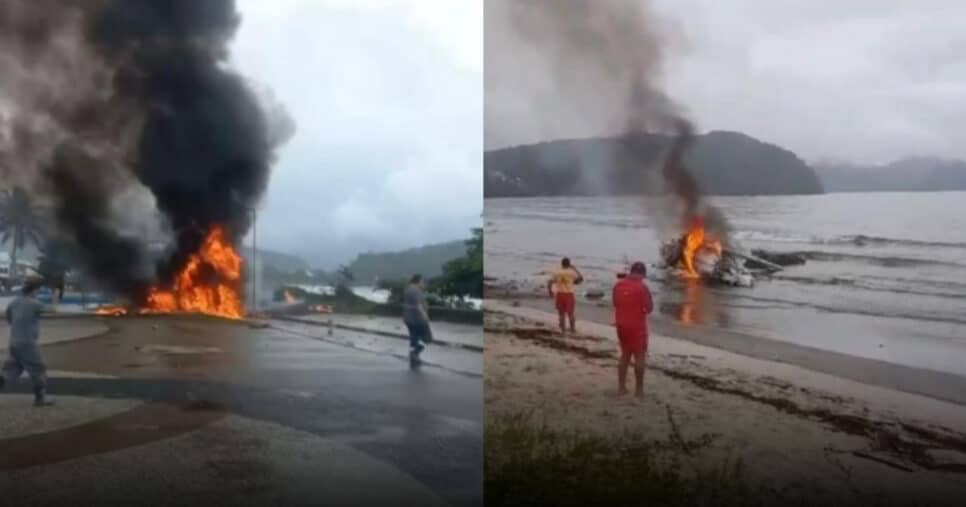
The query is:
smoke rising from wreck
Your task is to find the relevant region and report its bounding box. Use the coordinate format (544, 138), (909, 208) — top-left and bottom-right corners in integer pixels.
(0, 0), (294, 303)
(486, 0), (730, 243)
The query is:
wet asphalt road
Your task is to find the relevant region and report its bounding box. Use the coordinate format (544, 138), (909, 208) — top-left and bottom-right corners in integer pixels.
(0, 316), (482, 506)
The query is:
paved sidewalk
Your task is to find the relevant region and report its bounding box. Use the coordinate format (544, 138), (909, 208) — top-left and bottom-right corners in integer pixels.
(0, 316), (482, 506)
(271, 319), (483, 377)
(278, 313), (483, 351)
(1, 411), (448, 506)
(0, 318), (109, 346)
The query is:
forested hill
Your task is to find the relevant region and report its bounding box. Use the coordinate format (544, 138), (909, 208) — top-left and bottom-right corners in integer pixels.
(484, 130), (824, 197)
(345, 240), (467, 282)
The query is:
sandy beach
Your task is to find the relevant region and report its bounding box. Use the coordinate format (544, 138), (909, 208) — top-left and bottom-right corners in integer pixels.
(484, 297), (966, 504)
(486, 276), (966, 407)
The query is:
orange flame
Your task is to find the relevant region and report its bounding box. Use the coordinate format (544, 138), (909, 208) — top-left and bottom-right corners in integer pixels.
(94, 226), (245, 319)
(95, 305), (128, 316)
(680, 216), (722, 278)
(143, 225), (245, 319)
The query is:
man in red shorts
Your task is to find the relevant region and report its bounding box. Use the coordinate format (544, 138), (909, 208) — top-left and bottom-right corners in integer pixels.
(612, 261), (654, 397)
(547, 257), (583, 333)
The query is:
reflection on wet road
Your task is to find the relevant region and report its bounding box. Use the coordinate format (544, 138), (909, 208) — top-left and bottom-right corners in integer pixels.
(0, 316), (482, 506)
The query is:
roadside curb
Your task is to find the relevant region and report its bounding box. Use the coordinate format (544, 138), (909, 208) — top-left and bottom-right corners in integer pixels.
(41, 312), (101, 319)
(270, 315), (484, 353)
(271, 324), (483, 379)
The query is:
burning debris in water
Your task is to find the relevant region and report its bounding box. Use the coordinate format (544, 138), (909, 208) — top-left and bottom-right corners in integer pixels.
(645, 101), (790, 287)
(660, 225), (753, 287)
(677, 216), (722, 279)
(643, 121), (755, 287)
(0, 0), (294, 318)
(657, 210), (797, 288)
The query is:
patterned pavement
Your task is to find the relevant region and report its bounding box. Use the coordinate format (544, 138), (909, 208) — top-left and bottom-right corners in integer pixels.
(0, 315), (482, 507)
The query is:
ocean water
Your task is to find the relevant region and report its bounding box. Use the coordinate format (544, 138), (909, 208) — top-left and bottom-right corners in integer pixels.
(485, 192), (966, 377)
(292, 285), (482, 310)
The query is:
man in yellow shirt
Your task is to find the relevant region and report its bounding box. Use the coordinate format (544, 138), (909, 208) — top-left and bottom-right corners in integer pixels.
(547, 257), (583, 333)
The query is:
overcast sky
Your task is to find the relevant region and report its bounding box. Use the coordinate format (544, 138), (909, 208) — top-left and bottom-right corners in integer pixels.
(487, 0), (966, 166)
(652, 0), (966, 164)
(230, 0), (481, 269)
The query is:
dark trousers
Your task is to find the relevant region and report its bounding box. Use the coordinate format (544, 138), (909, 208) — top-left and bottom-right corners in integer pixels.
(405, 321), (433, 350)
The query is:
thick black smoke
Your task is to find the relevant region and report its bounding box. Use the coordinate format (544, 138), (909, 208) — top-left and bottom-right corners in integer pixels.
(626, 118), (731, 244)
(486, 0), (730, 242)
(47, 145), (150, 297)
(89, 0), (275, 290)
(0, 0), (293, 304)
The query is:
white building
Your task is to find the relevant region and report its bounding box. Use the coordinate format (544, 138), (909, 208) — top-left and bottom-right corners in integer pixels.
(0, 251), (38, 288)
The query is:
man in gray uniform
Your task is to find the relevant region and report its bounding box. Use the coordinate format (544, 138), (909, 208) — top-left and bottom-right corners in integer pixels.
(1, 280), (54, 406)
(402, 274), (433, 366)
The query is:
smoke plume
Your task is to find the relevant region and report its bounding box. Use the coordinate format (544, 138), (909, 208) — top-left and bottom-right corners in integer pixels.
(486, 0), (730, 242)
(0, 0), (294, 303)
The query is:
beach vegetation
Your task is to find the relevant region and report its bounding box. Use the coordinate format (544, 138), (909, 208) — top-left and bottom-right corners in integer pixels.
(485, 411), (893, 507)
(430, 226), (483, 300)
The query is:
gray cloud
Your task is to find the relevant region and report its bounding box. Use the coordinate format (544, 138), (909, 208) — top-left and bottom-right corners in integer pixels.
(485, 0), (678, 151)
(487, 0), (966, 165)
(650, 0), (966, 164)
(231, 0), (481, 269)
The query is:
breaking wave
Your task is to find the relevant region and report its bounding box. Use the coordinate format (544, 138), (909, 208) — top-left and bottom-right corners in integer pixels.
(772, 274), (966, 299)
(733, 230), (966, 249)
(772, 275), (857, 287)
(826, 234), (966, 249)
(790, 251), (965, 268)
(726, 293), (966, 326)
(731, 230), (815, 244)
(493, 211), (650, 229)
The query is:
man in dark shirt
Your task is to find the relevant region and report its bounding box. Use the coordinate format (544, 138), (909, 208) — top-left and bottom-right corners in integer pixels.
(1, 280), (54, 406)
(402, 274), (433, 366)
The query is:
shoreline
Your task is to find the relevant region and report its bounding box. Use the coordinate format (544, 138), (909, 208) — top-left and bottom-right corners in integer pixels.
(486, 300), (966, 430)
(487, 279), (966, 407)
(484, 305), (966, 503)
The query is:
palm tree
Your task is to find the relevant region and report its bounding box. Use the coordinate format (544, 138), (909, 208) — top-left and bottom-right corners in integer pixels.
(0, 187), (47, 283)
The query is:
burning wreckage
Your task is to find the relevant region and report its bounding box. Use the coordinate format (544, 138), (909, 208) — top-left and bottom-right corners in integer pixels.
(656, 216), (794, 288)
(636, 118), (803, 288)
